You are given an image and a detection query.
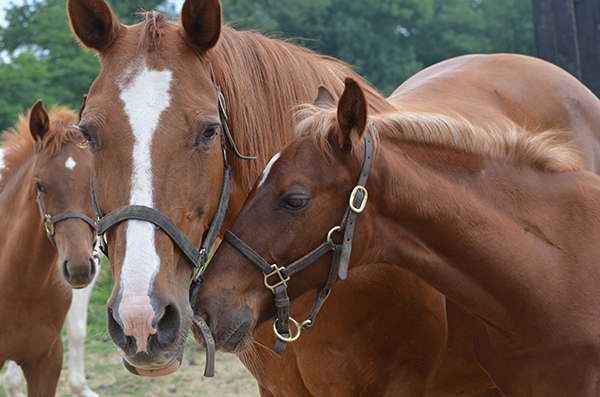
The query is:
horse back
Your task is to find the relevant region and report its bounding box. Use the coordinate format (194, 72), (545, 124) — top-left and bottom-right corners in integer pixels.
(388, 54), (600, 173)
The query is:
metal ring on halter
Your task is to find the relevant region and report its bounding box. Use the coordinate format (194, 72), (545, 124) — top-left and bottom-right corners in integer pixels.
(44, 214), (55, 235)
(273, 317), (312, 343)
(349, 185), (368, 213)
(327, 226), (341, 242)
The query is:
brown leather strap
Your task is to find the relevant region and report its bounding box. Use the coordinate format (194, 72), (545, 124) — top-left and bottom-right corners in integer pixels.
(337, 131), (373, 279)
(192, 315), (215, 377)
(36, 193), (96, 248)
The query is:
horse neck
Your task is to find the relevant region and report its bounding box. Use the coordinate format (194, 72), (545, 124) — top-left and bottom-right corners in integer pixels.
(209, 28), (394, 224)
(0, 161), (60, 291)
(363, 142), (546, 328)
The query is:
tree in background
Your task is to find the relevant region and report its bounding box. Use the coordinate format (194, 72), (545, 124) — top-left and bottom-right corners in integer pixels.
(220, 0), (431, 95)
(0, 0), (535, 132)
(0, 0), (172, 132)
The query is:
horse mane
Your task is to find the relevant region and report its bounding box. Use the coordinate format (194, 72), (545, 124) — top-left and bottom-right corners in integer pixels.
(133, 11), (396, 189)
(293, 104), (585, 173)
(138, 11), (169, 51)
(0, 106), (80, 189)
(204, 26), (396, 189)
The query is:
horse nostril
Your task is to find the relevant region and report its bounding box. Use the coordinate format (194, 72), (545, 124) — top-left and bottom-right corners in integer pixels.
(61, 260), (72, 281)
(88, 258), (97, 279)
(107, 307), (128, 350)
(155, 304), (181, 347)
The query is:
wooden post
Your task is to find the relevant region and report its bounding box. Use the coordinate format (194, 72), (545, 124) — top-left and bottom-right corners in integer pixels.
(533, 0), (600, 98)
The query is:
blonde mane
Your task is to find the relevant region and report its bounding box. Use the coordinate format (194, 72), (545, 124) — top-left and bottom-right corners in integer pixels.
(293, 104), (585, 173)
(0, 106), (79, 190)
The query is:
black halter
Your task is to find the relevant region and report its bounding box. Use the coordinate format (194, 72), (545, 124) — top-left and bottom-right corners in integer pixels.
(223, 131), (373, 353)
(84, 64), (254, 377)
(36, 191), (96, 249)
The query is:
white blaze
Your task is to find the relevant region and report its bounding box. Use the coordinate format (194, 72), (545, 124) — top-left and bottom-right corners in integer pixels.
(0, 148), (5, 183)
(118, 65), (173, 352)
(65, 156), (76, 170)
(258, 152), (281, 188)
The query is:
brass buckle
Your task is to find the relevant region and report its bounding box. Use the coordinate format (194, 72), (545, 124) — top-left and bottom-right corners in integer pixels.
(349, 185), (368, 213)
(44, 214), (54, 236)
(263, 264), (290, 294)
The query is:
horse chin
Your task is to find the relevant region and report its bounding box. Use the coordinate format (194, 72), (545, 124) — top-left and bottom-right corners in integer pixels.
(193, 320), (252, 353)
(121, 355), (183, 377)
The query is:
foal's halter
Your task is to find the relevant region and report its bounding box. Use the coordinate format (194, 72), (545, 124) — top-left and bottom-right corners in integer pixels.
(36, 191), (96, 249)
(223, 131), (373, 353)
(81, 64), (254, 377)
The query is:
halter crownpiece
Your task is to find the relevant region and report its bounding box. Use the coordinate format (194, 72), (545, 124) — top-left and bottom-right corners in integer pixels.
(223, 130), (374, 353)
(81, 63), (255, 377)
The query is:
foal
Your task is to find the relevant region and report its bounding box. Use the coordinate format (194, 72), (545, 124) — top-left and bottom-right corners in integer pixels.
(197, 78), (600, 396)
(0, 101), (96, 396)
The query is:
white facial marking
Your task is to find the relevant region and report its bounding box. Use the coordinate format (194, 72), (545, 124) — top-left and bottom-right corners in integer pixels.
(0, 148), (5, 183)
(65, 156), (76, 170)
(118, 64), (173, 352)
(258, 152), (281, 188)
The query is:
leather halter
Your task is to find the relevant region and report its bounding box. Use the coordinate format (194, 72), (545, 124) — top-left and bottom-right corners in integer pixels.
(223, 131), (374, 353)
(84, 64), (254, 377)
(36, 191), (96, 248)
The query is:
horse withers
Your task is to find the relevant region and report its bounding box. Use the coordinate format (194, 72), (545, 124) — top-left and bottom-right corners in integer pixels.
(195, 60), (600, 395)
(0, 101), (97, 396)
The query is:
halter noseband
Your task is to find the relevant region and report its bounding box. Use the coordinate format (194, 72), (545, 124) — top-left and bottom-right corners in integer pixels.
(222, 131), (374, 353)
(36, 192), (96, 249)
(83, 64), (254, 377)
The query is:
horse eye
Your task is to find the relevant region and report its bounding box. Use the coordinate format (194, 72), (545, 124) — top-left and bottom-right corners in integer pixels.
(73, 124), (97, 148)
(34, 180), (46, 194)
(280, 194), (310, 211)
(199, 125), (219, 143)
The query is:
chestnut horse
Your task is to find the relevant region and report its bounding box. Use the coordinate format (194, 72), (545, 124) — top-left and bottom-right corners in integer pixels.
(206, 55), (600, 396)
(68, 0), (482, 386)
(0, 102), (97, 396)
(196, 74), (600, 396)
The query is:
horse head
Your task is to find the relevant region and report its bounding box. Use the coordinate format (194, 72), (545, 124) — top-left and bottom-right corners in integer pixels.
(68, 0), (227, 376)
(194, 79), (374, 352)
(29, 100), (97, 288)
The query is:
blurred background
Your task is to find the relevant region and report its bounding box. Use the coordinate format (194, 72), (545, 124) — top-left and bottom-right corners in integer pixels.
(0, 0), (535, 132)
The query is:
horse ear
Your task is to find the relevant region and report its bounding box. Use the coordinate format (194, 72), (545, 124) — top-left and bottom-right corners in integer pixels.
(337, 78), (368, 149)
(78, 94), (87, 123)
(314, 86), (336, 108)
(29, 100), (50, 145)
(68, 0), (122, 52)
(180, 0), (222, 53)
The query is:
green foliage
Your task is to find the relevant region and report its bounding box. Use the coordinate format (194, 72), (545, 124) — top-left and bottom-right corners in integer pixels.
(0, 0), (535, 131)
(0, 0), (98, 131)
(221, 0), (432, 95)
(220, 0), (534, 95)
(0, 0), (171, 132)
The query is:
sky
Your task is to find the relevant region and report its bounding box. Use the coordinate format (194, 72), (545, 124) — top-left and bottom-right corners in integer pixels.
(0, 0), (22, 27)
(0, 0), (186, 27)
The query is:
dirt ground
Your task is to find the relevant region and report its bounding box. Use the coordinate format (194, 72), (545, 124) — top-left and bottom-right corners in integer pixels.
(1, 344), (260, 397)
